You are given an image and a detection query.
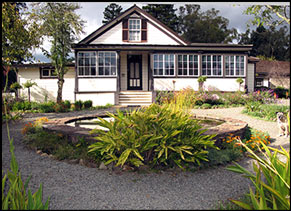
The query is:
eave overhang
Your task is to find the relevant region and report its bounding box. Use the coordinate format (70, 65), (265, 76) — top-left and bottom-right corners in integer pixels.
(72, 43), (252, 53)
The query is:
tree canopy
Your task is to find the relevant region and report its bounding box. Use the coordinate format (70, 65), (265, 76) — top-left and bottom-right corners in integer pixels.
(142, 4), (179, 33)
(2, 2), (41, 66)
(102, 3), (123, 24)
(29, 2), (85, 103)
(238, 25), (290, 61)
(244, 5), (290, 27)
(178, 4), (237, 43)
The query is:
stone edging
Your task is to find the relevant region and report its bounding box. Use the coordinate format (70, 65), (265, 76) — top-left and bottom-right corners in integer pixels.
(42, 108), (248, 145)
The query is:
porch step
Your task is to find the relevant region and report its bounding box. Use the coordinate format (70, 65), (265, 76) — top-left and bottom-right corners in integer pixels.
(119, 91), (152, 106)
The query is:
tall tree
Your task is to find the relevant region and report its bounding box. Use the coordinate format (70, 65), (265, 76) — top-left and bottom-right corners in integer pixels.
(2, 2), (41, 66)
(102, 3), (123, 24)
(244, 5), (290, 27)
(178, 4), (237, 43)
(142, 4), (180, 33)
(2, 2), (41, 92)
(238, 25), (290, 61)
(30, 3), (85, 103)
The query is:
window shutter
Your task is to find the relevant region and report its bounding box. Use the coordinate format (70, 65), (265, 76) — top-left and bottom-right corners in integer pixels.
(122, 19), (128, 41)
(141, 19), (147, 42)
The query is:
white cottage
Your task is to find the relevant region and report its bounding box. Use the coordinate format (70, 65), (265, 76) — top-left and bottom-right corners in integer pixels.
(17, 5), (257, 106)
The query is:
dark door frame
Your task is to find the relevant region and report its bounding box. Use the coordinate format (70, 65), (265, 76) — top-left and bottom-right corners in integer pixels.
(127, 54), (142, 90)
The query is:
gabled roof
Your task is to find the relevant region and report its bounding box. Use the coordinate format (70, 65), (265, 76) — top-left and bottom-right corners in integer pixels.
(256, 60), (290, 78)
(77, 4), (189, 46)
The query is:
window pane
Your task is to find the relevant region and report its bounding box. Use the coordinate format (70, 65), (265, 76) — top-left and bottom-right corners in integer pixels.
(91, 67), (96, 75)
(91, 58), (96, 66)
(105, 67), (110, 75)
(99, 67), (104, 75)
(111, 67), (116, 75)
(42, 69), (49, 76)
(79, 67), (84, 75)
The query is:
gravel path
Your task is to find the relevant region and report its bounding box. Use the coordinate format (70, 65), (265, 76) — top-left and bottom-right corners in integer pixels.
(2, 106), (289, 210)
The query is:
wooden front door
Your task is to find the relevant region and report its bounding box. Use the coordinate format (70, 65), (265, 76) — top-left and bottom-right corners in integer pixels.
(127, 55), (142, 90)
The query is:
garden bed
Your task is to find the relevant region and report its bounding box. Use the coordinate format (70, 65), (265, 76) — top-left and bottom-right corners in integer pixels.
(42, 108), (248, 146)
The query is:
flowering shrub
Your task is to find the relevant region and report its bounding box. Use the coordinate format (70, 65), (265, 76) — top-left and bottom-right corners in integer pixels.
(21, 117), (49, 135)
(21, 122), (34, 135)
(221, 129), (271, 153)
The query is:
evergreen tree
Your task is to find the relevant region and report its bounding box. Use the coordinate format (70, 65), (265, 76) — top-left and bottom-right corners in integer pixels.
(238, 25), (290, 61)
(178, 4), (237, 43)
(142, 4), (180, 33)
(102, 3), (123, 24)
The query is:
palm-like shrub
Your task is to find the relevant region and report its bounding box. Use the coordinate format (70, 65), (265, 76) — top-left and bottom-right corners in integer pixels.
(227, 140), (290, 210)
(22, 80), (37, 103)
(88, 103), (217, 170)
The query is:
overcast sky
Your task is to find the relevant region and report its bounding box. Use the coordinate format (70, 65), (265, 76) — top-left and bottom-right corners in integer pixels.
(29, 2), (290, 63)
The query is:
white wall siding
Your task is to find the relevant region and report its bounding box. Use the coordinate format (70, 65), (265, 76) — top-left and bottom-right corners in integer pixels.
(78, 78), (117, 92)
(18, 67), (75, 102)
(247, 63), (255, 92)
(76, 93), (115, 106)
(90, 21), (180, 45)
(154, 78), (245, 92)
(120, 52), (127, 91)
(142, 53), (148, 91)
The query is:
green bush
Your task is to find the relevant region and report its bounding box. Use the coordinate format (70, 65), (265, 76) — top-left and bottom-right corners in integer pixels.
(243, 104), (289, 121)
(244, 101), (262, 112)
(201, 103), (212, 109)
(222, 92), (246, 105)
(155, 91), (175, 105)
(63, 100), (71, 110)
(274, 86), (289, 98)
(23, 129), (99, 164)
(88, 103), (217, 170)
(83, 100), (93, 109)
(38, 101), (56, 113)
(74, 100), (83, 111)
(53, 102), (69, 113)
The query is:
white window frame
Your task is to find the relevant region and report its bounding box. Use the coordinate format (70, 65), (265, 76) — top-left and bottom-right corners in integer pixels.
(77, 51), (97, 77)
(153, 54), (175, 77)
(97, 51), (117, 77)
(77, 51), (117, 77)
(177, 54), (199, 76)
(128, 19), (141, 42)
(225, 55), (246, 77)
(201, 55), (223, 77)
(40, 67), (57, 78)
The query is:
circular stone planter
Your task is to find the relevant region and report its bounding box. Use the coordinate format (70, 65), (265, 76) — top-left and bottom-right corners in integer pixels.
(42, 107), (248, 146)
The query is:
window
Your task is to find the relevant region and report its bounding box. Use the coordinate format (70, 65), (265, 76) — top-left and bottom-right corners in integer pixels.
(129, 19), (141, 41)
(98, 52), (117, 76)
(153, 54), (175, 76)
(256, 78), (264, 87)
(40, 67), (57, 78)
(202, 55), (222, 76)
(78, 52), (96, 76)
(77, 51), (117, 77)
(178, 54), (199, 76)
(225, 55), (245, 76)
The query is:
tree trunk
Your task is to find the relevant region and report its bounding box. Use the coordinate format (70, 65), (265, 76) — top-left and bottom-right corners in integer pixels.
(56, 78), (64, 104)
(28, 88), (31, 103)
(199, 82), (204, 91)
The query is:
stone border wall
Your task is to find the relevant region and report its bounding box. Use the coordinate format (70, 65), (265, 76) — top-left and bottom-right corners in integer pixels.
(42, 108), (248, 146)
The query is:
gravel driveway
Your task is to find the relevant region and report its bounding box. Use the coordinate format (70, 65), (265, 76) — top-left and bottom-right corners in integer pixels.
(2, 106), (289, 210)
